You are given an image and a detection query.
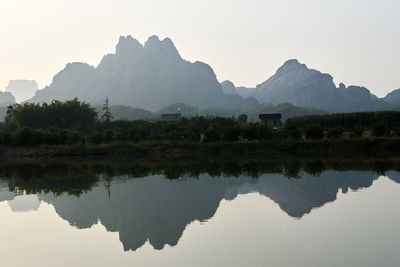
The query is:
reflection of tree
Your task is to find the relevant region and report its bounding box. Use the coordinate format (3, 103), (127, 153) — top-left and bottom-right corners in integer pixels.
(0, 157), (400, 196)
(283, 160), (302, 179)
(0, 162), (99, 196)
(303, 160), (325, 176)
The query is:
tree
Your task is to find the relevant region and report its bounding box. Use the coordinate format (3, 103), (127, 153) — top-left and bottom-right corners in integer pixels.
(372, 123), (386, 137)
(283, 125), (302, 140)
(101, 97), (113, 122)
(305, 125), (324, 139)
(5, 98), (97, 131)
(238, 114), (248, 125)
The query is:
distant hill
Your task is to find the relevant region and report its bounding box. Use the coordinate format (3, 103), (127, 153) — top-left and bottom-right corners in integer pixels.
(223, 59), (396, 113)
(0, 106), (7, 121)
(384, 89), (400, 104)
(156, 103), (239, 118)
(0, 92), (15, 107)
(252, 59), (391, 112)
(221, 80), (254, 98)
(247, 103), (326, 122)
(156, 102), (325, 122)
(95, 105), (155, 121)
(28, 35), (255, 111)
(156, 103), (199, 117)
(5, 80), (38, 103)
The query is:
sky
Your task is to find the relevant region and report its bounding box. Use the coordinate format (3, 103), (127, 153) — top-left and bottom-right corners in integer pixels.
(0, 0), (399, 97)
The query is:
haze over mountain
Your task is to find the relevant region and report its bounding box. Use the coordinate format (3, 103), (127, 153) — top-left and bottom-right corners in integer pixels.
(25, 35), (400, 115)
(5, 80), (38, 103)
(0, 91), (15, 107)
(384, 89), (400, 105)
(29, 35), (255, 111)
(221, 80), (254, 98)
(225, 59), (395, 112)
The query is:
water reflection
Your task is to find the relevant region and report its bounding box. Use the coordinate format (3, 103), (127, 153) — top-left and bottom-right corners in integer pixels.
(0, 158), (399, 252)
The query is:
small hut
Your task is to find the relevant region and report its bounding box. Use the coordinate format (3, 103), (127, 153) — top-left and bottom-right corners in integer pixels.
(161, 113), (181, 121)
(161, 108), (182, 122)
(259, 114), (282, 130)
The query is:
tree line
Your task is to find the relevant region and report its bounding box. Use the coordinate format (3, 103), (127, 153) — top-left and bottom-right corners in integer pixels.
(2, 99), (400, 146)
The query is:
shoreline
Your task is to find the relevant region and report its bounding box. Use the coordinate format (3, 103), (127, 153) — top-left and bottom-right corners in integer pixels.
(2, 138), (400, 159)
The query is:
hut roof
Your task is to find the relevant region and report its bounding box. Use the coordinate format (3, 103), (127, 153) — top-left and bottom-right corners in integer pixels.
(259, 114), (282, 120)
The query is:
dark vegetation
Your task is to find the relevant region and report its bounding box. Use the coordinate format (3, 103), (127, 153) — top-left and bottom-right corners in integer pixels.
(286, 111), (400, 137)
(2, 157), (400, 195)
(1, 100), (400, 157)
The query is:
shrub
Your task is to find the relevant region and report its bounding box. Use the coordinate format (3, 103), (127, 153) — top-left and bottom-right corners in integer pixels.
(89, 131), (104, 145)
(283, 125), (302, 140)
(305, 125), (324, 139)
(326, 127), (345, 139)
(222, 126), (241, 141)
(372, 123), (386, 137)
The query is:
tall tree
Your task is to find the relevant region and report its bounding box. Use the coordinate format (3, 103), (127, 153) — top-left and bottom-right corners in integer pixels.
(101, 97), (113, 122)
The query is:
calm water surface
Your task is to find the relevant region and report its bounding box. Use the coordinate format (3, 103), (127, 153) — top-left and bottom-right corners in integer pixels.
(0, 159), (399, 267)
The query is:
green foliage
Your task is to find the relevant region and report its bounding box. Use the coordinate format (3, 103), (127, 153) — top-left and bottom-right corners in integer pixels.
(4, 105), (400, 147)
(257, 126), (276, 140)
(326, 127), (345, 139)
(282, 125), (302, 140)
(204, 126), (221, 142)
(350, 128), (363, 138)
(372, 123), (386, 137)
(0, 128), (81, 146)
(222, 125), (241, 141)
(89, 131), (104, 145)
(287, 111), (400, 133)
(242, 123), (259, 140)
(305, 125), (324, 139)
(6, 98), (97, 131)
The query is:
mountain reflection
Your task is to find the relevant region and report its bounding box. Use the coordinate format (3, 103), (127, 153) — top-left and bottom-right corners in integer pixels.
(0, 158), (399, 251)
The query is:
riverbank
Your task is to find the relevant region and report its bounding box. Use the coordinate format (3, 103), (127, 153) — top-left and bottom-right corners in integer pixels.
(2, 138), (400, 159)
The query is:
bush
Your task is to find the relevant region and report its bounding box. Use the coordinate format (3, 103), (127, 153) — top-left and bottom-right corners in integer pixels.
(372, 123), (386, 137)
(326, 127), (345, 139)
(89, 131), (104, 145)
(222, 126), (241, 141)
(104, 130), (114, 142)
(305, 125), (324, 139)
(14, 128), (35, 146)
(257, 126), (276, 140)
(242, 124), (259, 140)
(204, 127), (220, 142)
(283, 125), (302, 140)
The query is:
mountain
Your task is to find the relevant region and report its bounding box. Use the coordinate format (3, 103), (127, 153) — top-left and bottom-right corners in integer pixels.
(384, 89), (400, 104)
(251, 59), (390, 112)
(221, 80), (254, 98)
(29, 35), (254, 111)
(5, 80), (38, 103)
(220, 80), (237, 95)
(24, 36), (399, 114)
(0, 91), (15, 107)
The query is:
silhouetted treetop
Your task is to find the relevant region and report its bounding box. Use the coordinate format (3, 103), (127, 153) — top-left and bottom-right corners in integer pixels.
(5, 98), (97, 131)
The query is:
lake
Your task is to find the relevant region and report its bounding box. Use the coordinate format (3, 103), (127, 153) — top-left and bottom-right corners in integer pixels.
(0, 158), (399, 267)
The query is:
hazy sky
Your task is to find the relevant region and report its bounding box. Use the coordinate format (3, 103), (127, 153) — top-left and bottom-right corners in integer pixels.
(1, 0), (399, 97)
